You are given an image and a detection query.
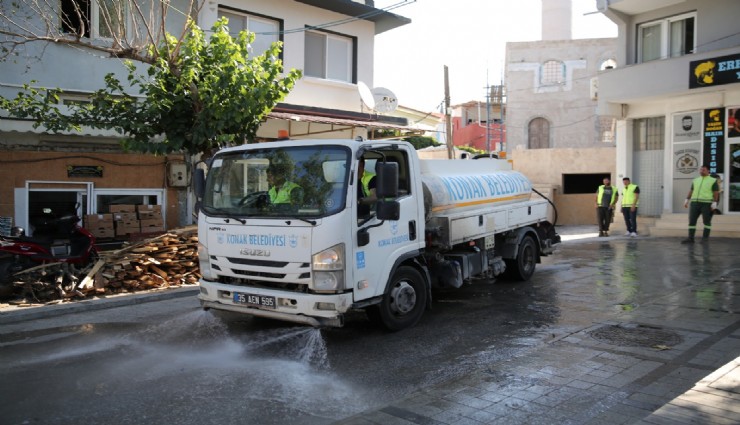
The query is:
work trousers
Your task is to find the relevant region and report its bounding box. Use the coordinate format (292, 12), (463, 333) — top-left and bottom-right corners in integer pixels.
(622, 207), (638, 233)
(687, 201), (713, 239)
(597, 207), (612, 231)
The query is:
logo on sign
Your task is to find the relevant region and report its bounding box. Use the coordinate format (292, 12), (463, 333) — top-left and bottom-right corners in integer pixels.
(676, 153), (699, 174)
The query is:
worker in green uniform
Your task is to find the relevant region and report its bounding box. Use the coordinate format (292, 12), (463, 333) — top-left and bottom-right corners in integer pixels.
(681, 165), (720, 244)
(267, 163), (303, 206)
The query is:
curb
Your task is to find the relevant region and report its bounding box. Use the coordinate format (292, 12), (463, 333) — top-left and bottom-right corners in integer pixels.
(0, 285), (200, 325)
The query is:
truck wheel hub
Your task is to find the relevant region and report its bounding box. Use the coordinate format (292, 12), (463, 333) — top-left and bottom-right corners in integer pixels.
(390, 281), (416, 315)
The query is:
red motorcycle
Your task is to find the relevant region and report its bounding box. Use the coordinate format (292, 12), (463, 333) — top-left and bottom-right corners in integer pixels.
(0, 207), (98, 297)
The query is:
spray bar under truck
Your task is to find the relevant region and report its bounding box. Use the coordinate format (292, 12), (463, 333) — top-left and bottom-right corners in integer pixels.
(195, 138), (560, 331)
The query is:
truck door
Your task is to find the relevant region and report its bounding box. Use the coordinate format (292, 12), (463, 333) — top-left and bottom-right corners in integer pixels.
(352, 149), (421, 301)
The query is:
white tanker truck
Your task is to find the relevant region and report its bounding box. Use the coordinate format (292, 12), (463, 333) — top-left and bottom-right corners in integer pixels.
(194, 138), (560, 331)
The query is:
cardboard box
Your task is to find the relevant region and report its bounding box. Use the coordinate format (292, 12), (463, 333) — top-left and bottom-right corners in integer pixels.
(110, 204), (137, 213)
(90, 227), (115, 239)
(84, 214), (113, 227)
(136, 204), (162, 213)
(115, 224), (140, 237)
(140, 218), (164, 228)
(139, 226), (165, 234)
(113, 212), (138, 222)
(137, 210), (162, 220)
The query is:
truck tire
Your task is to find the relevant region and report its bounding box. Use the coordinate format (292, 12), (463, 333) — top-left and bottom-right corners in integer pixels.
(367, 266), (427, 331)
(505, 235), (537, 281)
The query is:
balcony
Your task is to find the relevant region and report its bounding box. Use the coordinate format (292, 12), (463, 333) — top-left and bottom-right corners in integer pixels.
(597, 45), (740, 115)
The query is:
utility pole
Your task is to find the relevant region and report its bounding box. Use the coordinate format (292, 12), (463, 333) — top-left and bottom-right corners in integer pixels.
(485, 74), (491, 154)
(500, 75), (506, 154)
(444, 65), (454, 159)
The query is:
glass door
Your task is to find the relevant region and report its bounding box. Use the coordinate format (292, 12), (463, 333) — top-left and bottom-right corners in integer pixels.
(729, 142), (740, 213)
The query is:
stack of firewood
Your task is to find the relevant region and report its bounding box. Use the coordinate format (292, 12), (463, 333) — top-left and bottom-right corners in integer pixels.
(10, 227), (200, 305)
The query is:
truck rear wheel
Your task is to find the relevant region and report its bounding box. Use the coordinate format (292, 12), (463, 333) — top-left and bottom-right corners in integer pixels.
(505, 235), (537, 281)
(367, 266), (427, 331)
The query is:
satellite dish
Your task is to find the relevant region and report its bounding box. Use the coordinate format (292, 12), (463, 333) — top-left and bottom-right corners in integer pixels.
(357, 81), (375, 111)
(371, 87), (398, 113)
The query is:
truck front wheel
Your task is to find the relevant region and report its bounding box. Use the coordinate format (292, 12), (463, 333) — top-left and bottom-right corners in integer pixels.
(367, 266), (427, 331)
(505, 235), (537, 281)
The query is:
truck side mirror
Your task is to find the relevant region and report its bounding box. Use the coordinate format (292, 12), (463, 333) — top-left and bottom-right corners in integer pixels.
(194, 168), (206, 199)
(376, 200), (400, 221)
(375, 162), (398, 198)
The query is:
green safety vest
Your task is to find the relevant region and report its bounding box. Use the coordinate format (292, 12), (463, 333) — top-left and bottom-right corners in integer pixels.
(361, 171), (376, 197)
(690, 175), (717, 203)
(268, 181), (300, 204)
(597, 185), (617, 206)
(622, 184), (640, 207)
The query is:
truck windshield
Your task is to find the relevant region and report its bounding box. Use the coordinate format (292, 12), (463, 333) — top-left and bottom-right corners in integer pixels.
(202, 146), (350, 219)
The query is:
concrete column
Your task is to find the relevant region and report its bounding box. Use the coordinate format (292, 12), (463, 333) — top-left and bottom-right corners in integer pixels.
(541, 0), (572, 41)
(616, 118), (631, 187)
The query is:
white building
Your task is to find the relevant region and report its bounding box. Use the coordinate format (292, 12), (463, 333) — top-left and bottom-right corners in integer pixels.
(0, 0), (411, 233)
(597, 0), (740, 236)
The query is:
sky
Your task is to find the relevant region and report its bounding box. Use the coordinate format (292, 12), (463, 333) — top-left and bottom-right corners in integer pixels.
(372, 0), (617, 113)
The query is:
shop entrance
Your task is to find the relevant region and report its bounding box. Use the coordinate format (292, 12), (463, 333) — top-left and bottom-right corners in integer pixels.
(729, 142), (740, 213)
(18, 182), (93, 236)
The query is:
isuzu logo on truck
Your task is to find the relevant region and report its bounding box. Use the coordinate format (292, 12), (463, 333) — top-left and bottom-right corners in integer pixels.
(240, 248), (271, 257)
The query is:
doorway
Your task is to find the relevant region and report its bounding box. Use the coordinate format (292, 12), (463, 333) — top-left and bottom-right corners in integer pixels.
(729, 142), (740, 213)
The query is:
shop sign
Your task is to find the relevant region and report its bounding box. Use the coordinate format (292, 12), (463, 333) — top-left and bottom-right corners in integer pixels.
(703, 108), (725, 174)
(67, 165), (103, 178)
(689, 53), (740, 89)
(673, 112), (701, 142)
(673, 145), (700, 176)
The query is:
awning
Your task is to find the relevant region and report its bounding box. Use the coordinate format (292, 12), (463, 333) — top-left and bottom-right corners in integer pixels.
(267, 111), (417, 131)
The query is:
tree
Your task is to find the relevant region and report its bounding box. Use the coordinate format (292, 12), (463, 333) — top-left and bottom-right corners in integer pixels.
(0, 1), (302, 155)
(404, 135), (440, 150)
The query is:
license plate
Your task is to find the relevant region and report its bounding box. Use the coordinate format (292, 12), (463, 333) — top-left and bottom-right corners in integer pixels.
(233, 292), (276, 309)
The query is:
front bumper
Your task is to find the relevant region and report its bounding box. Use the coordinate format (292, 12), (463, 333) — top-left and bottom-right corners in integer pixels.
(198, 280), (353, 328)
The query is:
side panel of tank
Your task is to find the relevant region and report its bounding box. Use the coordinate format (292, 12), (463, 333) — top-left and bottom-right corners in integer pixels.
(419, 160), (533, 216)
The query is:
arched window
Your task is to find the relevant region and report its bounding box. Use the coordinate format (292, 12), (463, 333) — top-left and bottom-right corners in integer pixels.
(600, 58), (617, 70)
(528, 117), (550, 149)
(541, 60), (565, 85)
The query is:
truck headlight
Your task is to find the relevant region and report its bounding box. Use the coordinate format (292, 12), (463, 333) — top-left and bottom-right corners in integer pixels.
(198, 242), (215, 280)
(312, 243), (345, 291)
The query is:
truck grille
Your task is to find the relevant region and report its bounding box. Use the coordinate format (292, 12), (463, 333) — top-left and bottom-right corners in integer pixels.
(226, 257), (290, 267)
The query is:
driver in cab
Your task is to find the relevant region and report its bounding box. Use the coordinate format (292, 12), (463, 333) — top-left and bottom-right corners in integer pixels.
(267, 163), (303, 206)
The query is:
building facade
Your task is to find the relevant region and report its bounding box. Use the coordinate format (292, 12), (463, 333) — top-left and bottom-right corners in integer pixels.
(504, 0), (618, 225)
(451, 97), (505, 153)
(597, 0), (740, 233)
(0, 0), (411, 237)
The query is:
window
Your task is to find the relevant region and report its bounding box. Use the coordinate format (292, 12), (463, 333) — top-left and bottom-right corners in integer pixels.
(599, 59), (617, 70)
(305, 30), (355, 83)
(218, 8), (281, 57)
(60, 0), (127, 39)
(600, 117), (616, 143)
(638, 13), (695, 63)
(562, 174), (611, 194)
(633, 117), (665, 151)
(528, 117), (550, 149)
(541, 60), (565, 85)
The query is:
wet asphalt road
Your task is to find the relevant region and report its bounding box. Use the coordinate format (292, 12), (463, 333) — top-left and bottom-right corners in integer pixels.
(0, 234), (738, 424)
